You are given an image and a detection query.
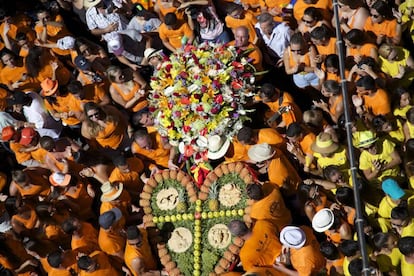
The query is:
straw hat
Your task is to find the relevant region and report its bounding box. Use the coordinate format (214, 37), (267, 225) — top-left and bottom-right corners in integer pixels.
(100, 182), (124, 202)
(312, 208), (335, 232)
(84, 0), (101, 9)
(144, 48), (162, 60)
(40, 78), (58, 96)
(311, 133), (339, 154)
(248, 143), (275, 163)
(356, 130), (378, 148)
(280, 226), (306, 249)
(49, 172), (71, 187)
(207, 135), (231, 160)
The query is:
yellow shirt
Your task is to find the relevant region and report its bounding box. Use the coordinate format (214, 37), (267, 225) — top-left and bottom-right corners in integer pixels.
(401, 220), (414, 237)
(358, 139), (399, 182)
(313, 146), (348, 171)
(394, 105), (412, 119)
(401, 256), (414, 276)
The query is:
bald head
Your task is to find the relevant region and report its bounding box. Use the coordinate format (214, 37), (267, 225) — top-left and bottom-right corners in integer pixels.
(234, 26), (249, 47)
(228, 220), (249, 236)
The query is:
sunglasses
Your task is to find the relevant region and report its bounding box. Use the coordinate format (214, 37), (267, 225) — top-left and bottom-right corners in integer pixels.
(302, 18), (314, 24)
(291, 49), (302, 53)
(88, 112), (100, 119)
(371, 14), (381, 18)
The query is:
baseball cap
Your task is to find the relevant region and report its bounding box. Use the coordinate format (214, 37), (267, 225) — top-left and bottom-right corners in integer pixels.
(2, 126), (16, 141)
(382, 179), (405, 200)
(19, 127), (37, 146)
(74, 56), (91, 71)
(107, 34), (124, 56)
(99, 207), (122, 229)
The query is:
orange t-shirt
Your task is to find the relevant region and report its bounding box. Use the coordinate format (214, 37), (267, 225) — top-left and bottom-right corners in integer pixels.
(347, 43), (377, 59)
(264, 92), (303, 127)
(111, 82), (148, 112)
(289, 226), (326, 276)
(316, 37), (337, 56)
(364, 17), (398, 40)
(299, 132), (316, 155)
(79, 251), (120, 276)
(109, 157), (144, 194)
(44, 93), (83, 126)
(34, 15), (71, 56)
(10, 142), (32, 164)
(131, 132), (170, 169)
(250, 183), (292, 229)
(225, 11), (258, 44)
(98, 227), (126, 256)
(155, 0), (184, 19)
(37, 59), (71, 86)
(293, 0), (332, 22)
(71, 222), (99, 254)
(159, 22), (193, 50)
(0, 65), (35, 91)
(95, 120), (126, 150)
(124, 228), (157, 276)
(363, 88), (391, 116)
(268, 150), (302, 196)
(239, 220), (283, 271)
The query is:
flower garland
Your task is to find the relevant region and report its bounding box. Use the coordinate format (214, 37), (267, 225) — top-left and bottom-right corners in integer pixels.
(148, 42), (255, 161)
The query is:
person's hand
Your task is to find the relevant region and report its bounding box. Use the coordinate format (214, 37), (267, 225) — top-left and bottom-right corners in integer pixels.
(354, 55), (362, 64)
(276, 59), (284, 68)
(129, 63), (140, 71)
(330, 203), (341, 211)
(86, 184), (95, 198)
(392, 8), (402, 21)
(397, 65), (406, 78)
(150, 166), (160, 176)
(3, 21), (10, 35)
(168, 159), (179, 170)
(11, 81), (22, 89)
(312, 99), (328, 110)
(314, 68), (325, 79)
(359, 64), (373, 74)
(352, 95), (363, 107)
(50, 61), (59, 72)
(313, 55), (323, 64)
(303, 179), (314, 185)
(372, 159), (384, 172)
(286, 142), (298, 155)
(79, 167), (95, 178)
(106, 22), (119, 32)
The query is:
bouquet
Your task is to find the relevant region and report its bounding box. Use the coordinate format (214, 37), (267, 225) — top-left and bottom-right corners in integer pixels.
(148, 42), (255, 161)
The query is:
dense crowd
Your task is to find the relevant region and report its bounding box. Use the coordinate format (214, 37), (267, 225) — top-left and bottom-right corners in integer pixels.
(1, 0), (414, 274)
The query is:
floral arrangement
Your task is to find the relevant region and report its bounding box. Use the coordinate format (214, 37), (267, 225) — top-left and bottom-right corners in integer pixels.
(148, 42), (256, 161)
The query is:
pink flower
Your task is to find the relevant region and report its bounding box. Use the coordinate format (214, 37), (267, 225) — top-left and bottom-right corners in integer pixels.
(181, 97), (190, 105)
(196, 105), (204, 112)
(200, 128), (207, 136)
(183, 125), (191, 133)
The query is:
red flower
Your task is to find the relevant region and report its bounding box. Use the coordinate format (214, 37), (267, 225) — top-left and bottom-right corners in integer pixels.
(196, 105), (204, 112)
(168, 102), (173, 109)
(200, 128), (207, 136)
(148, 106), (156, 112)
(231, 80), (243, 90)
(183, 125), (191, 133)
(181, 97), (190, 105)
(165, 64), (172, 72)
(214, 94), (224, 104)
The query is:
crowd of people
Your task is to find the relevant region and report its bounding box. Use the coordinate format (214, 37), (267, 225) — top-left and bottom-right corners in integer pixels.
(1, 0), (414, 274)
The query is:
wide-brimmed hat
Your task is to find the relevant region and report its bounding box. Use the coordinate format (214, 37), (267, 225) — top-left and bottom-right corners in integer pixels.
(311, 133), (339, 154)
(207, 135), (230, 160)
(280, 226), (306, 249)
(312, 208), (335, 232)
(356, 130), (378, 148)
(84, 0), (101, 9)
(107, 34), (124, 56)
(382, 178), (405, 200)
(248, 143), (275, 163)
(40, 78), (59, 96)
(49, 172), (71, 187)
(57, 36), (75, 50)
(144, 48), (162, 60)
(19, 127), (37, 146)
(2, 126), (16, 141)
(101, 182), (124, 202)
(99, 207), (122, 229)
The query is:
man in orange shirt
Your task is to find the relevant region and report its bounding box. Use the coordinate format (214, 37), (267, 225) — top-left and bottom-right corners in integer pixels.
(226, 126), (285, 162)
(45, 250), (78, 276)
(248, 143), (302, 197)
(98, 208), (126, 262)
(228, 26), (263, 72)
(124, 226), (158, 276)
(159, 12), (194, 53)
(354, 75), (391, 120)
(62, 217), (99, 254)
(228, 219), (282, 271)
(257, 83), (302, 130)
(109, 155), (145, 197)
(275, 225), (326, 275)
(248, 183), (292, 230)
(77, 251), (121, 276)
(9, 168), (50, 199)
(225, 3), (258, 44)
(286, 122), (316, 172)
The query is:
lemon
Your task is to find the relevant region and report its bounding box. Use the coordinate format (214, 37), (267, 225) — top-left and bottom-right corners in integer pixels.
(219, 210), (225, 217)
(207, 212), (213, 218)
(195, 220), (201, 226)
(194, 270), (200, 276)
(164, 215), (171, 222)
(194, 225), (201, 232)
(231, 210), (237, 216)
(152, 217), (158, 223)
(201, 212), (208, 219)
(226, 210), (232, 217)
(194, 250), (201, 256)
(170, 215), (176, 222)
(213, 211), (219, 217)
(158, 216), (165, 223)
(187, 214), (194, 220)
(194, 231), (201, 238)
(238, 209), (244, 216)
(195, 206), (202, 212)
(194, 255), (200, 262)
(194, 237), (201, 244)
(194, 243), (200, 250)
(196, 199), (202, 206)
(194, 263), (200, 270)
(176, 214), (182, 221)
(182, 214), (188, 220)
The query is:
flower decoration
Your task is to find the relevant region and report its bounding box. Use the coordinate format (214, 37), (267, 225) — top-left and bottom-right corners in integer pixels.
(149, 42), (255, 160)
